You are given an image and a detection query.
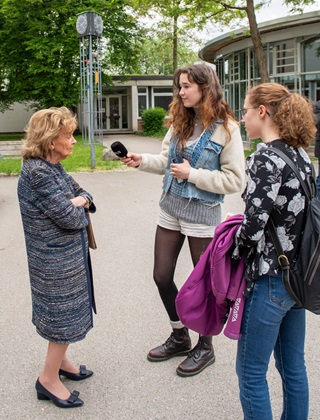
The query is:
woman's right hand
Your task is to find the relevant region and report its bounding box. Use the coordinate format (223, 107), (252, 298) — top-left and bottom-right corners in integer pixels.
(121, 153), (142, 168)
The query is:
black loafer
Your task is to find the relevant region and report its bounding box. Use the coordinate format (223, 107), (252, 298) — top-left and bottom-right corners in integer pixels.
(59, 365), (93, 381)
(35, 379), (83, 409)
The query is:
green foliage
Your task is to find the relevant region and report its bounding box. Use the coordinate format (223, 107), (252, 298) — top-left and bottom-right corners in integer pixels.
(135, 28), (200, 75)
(0, 0), (142, 111)
(0, 158), (22, 175)
(141, 107), (167, 136)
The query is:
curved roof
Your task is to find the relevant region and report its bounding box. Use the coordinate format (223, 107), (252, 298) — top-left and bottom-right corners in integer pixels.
(199, 10), (320, 63)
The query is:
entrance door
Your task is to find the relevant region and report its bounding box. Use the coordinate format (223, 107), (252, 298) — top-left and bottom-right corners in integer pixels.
(105, 95), (129, 131)
(107, 96), (121, 130)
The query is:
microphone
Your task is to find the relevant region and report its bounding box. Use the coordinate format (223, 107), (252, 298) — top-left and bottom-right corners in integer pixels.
(111, 141), (128, 158)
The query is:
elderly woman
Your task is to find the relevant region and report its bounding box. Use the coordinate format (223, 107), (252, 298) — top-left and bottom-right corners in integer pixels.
(18, 107), (96, 409)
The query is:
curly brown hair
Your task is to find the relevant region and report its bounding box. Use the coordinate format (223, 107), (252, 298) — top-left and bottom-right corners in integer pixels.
(247, 83), (316, 149)
(22, 107), (77, 159)
(166, 63), (236, 149)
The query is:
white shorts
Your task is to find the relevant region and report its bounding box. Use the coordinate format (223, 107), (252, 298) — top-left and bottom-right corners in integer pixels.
(157, 209), (215, 238)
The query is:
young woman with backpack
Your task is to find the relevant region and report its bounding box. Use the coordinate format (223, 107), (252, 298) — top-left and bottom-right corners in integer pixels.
(235, 83), (316, 419)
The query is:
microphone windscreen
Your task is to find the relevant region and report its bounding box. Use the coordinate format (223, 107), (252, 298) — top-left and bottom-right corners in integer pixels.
(110, 141), (128, 158)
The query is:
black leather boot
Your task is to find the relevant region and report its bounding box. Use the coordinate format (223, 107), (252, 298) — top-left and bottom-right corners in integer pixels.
(176, 335), (215, 377)
(147, 327), (192, 362)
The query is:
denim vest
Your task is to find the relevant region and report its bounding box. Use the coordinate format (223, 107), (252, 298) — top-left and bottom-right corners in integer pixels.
(162, 123), (224, 203)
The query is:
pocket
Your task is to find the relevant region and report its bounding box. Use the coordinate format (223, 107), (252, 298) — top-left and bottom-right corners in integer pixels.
(195, 141), (222, 169)
(269, 275), (295, 308)
(47, 237), (75, 248)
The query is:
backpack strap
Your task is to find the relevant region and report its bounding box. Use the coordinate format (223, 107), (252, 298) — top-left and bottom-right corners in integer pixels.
(267, 215), (303, 306)
(267, 147), (314, 201)
(266, 216), (290, 270)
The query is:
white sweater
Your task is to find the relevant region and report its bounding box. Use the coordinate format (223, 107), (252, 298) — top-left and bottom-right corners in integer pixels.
(139, 120), (246, 195)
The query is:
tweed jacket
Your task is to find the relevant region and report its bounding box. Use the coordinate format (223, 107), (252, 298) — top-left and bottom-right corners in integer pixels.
(18, 158), (96, 344)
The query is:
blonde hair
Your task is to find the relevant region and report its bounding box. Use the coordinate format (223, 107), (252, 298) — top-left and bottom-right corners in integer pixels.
(22, 107), (77, 159)
(247, 83), (316, 149)
(167, 63), (236, 148)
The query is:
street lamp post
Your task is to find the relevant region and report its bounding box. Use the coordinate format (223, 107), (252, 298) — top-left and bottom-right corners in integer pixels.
(76, 11), (103, 169)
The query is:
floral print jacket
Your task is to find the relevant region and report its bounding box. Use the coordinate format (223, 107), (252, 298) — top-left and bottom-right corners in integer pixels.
(235, 139), (313, 286)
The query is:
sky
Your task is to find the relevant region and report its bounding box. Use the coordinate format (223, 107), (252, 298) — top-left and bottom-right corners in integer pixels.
(201, 0), (320, 43)
(255, 0), (320, 22)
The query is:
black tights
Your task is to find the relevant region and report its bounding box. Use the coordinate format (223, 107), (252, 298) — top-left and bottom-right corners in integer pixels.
(153, 225), (212, 324)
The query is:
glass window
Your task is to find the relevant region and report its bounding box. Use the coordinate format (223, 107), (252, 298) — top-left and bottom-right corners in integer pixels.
(274, 75), (295, 92)
(233, 54), (239, 81)
(152, 87), (172, 111)
(268, 45), (274, 76)
(153, 87), (172, 94)
(224, 59), (230, 83)
(239, 51), (247, 80)
(275, 41), (295, 74)
(121, 96), (128, 129)
(216, 59), (224, 85)
(138, 95), (147, 117)
(250, 49), (259, 80)
(302, 38), (320, 72)
(154, 95), (171, 111)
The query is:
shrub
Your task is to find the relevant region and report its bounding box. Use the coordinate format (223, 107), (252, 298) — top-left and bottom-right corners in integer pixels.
(141, 107), (167, 136)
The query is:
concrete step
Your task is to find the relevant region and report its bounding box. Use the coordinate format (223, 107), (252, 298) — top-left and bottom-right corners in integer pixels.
(0, 141), (22, 156)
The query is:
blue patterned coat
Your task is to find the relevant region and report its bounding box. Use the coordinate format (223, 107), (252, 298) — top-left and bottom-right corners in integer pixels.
(18, 158), (95, 343)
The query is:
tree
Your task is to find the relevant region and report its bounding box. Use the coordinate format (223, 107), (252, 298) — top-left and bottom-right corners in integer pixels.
(0, 0), (142, 112)
(133, 0), (317, 82)
(135, 27), (200, 75)
(130, 0), (203, 73)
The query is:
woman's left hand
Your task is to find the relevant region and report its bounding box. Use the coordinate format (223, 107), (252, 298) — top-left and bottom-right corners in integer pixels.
(170, 159), (191, 180)
(70, 196), (89, 208)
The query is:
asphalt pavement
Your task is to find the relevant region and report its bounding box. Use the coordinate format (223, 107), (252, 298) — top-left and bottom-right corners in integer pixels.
(0, 134), (319, 419)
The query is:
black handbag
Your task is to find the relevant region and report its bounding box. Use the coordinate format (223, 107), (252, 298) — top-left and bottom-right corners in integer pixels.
(266, 147), (320, 314)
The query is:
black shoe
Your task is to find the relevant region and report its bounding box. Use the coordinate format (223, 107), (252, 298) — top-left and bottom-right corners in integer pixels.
(176, 337), (215, 377)
(35, 379), (84, 408)
(59, 365), (93, 381)
(147, 327), (192, 362)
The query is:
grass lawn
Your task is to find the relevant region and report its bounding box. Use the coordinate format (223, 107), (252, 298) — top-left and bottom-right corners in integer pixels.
(0, 135), (124, 175)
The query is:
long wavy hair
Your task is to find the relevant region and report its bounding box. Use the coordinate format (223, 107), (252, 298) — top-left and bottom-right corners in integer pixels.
(166, 63), (236, 149)
(22, 107), (77, 159)
(247, 83), (316, 149)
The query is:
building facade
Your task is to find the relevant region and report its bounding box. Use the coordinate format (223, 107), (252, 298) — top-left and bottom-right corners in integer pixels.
(98, 75), (173, 133)
(0, 77), (174, 135)
(199, 11), (320, 125)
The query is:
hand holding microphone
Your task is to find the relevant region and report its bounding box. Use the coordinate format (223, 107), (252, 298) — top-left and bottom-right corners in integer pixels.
(111, 141), (128, 158)
(111, 141), (141, 167)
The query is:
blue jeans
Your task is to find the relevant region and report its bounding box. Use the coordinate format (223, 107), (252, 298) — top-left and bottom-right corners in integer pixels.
(236, 275), (308, 420)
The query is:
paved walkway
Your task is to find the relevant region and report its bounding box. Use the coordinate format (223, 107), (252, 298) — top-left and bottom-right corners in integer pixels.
(0, 135), (319, 419)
